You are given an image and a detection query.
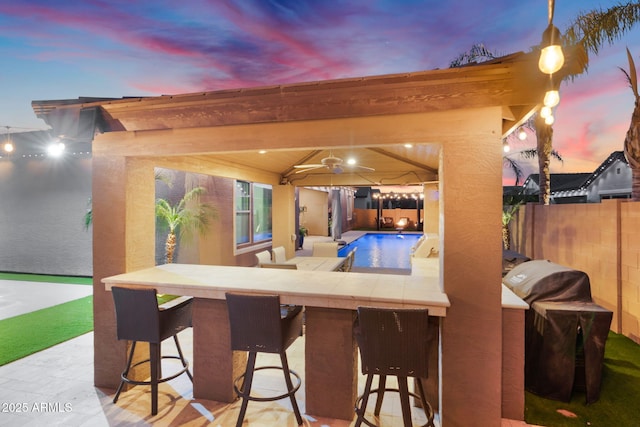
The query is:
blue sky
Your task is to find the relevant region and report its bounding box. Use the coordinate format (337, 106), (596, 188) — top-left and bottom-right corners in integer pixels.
(1, 1), (639, 181)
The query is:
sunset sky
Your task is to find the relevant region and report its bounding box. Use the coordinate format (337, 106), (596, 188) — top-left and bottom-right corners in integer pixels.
(1, 1), (639, 183)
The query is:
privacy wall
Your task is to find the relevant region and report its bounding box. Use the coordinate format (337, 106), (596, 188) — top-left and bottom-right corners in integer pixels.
(0, 156), (93, 276)
(511, 199), (640, 344)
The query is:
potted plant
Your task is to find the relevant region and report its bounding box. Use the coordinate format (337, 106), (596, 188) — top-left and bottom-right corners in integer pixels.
(298, 226), (308, 250)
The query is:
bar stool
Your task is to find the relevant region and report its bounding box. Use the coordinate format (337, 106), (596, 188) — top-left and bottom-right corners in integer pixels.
(225, 292), (304, 427)
(354, 306), (435, 427)
(111, 285), (193, 416)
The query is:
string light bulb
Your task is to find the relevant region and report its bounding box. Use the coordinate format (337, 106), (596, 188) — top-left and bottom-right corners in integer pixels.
(2, 127), (14, 153)
(518, 128), (527, 140)
(540, 106), (552, 119)
(538, 24), (564, 74)
(544, 90), (560, 107)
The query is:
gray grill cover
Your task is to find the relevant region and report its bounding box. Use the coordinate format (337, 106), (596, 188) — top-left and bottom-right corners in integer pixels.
(503, 260), (612, 403)
(503, 259), (592, 304)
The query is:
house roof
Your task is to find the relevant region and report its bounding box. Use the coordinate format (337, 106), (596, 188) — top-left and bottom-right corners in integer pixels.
(579, 151), (627, 190)
(511, 151), (630, 199)
(522, 173), (592, 193)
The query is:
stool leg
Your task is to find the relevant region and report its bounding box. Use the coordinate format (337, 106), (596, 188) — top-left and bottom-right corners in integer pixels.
(280, 352), (303, 425)
(150, 342), (160, 416)
(374, 374), (387, 416)
(415, 378), (435, 427)
(398, 376), (412, 427)
(355, 374), (374, 427)
(173, 335), (193, 382)
(236, 352), (257, 427)
(113, 341), (137, 404)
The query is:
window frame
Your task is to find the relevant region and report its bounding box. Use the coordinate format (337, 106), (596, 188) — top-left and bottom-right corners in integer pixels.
(234, 180), (273, 255)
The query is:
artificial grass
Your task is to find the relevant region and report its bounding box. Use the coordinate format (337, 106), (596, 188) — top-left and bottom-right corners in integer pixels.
(0, 273), (180, 366)
(525, 331), (640, 426)
(0, 295), (93, 366)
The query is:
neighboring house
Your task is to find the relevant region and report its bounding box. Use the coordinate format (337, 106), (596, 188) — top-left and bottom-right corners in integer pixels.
(507, 151), (632, 204)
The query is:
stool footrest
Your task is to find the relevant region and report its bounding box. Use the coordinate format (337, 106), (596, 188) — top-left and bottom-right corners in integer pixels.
(355, 387), (435, 427)
(233, 366), (301, 402)
(120, 355), (191, 387)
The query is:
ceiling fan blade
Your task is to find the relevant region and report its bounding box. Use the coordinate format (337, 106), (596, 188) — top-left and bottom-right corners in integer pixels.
(294, 165), (326, 174)
(293, 164), (324, 168)
(349, 165), (376, 172)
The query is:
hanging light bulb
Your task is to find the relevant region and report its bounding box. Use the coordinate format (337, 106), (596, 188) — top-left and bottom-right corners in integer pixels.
(544, 89), (560, 107)
(503, 140), (510, 153)
(47, 139), (65, 157)
(545, 114), (555, 125)
(538, 23), (564, 74)
(540, 106), (552, 119)
(3, 127), (13, 153)
(518, 128), (527, 140)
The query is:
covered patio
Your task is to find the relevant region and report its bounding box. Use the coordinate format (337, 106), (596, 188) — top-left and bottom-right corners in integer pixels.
(34, 48), (583, 425)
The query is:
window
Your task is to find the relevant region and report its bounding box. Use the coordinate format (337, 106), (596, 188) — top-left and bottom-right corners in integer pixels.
(235, 180), (272, 249)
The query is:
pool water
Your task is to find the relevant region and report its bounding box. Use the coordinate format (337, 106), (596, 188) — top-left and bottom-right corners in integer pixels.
(338, 233), (421, 270)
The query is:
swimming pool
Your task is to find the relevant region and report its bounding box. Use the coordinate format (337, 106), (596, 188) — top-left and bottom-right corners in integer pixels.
(338, 233), (421, 270)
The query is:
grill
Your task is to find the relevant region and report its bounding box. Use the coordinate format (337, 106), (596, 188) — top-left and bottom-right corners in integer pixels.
(503, 259), (612, 403)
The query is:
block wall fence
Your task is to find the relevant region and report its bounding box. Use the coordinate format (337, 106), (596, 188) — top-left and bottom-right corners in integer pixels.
(511, 199), (640, 344)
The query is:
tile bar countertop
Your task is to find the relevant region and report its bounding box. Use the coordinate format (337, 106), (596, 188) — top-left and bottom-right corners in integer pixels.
(102, 263), (449, 316)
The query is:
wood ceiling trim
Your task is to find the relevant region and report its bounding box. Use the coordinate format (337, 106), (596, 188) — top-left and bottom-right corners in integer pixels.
(366, 147), (438, 175)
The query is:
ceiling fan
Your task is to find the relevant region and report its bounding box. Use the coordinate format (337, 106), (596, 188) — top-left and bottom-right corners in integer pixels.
(293, 153), (375, 174)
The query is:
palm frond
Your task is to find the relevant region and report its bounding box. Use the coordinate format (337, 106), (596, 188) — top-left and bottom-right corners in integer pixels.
(449, 43), (500, 68)
(626, 47), (639, 99)
(563, 3), (640, 56)
(503, 156), (525, 186)
(82, 197), (92, 231)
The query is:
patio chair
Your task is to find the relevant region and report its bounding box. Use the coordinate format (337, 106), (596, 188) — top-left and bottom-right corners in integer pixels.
(380, 217), (395, 228)
(225, 293), (304, 427)
(272, 246), (287, 263)
(354, 306), (435, 427)
(111, 285), (193, 416)
(339, 247), (358, 272)
(312, 241), (338, 257)
(255, 250), (272, 266)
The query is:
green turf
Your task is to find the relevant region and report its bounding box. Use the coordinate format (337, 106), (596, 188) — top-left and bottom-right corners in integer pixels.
(0, 296), (94, 366)
(0, 272), (92, 285)
(525, 331), (640, 426)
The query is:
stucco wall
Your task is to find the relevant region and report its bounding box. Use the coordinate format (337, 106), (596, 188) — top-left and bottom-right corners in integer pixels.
(512, 199), (640, 343)
(0, 156), (93, 276)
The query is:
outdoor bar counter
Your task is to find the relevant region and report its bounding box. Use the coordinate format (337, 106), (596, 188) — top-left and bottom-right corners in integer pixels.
(103, 263), (449, 420)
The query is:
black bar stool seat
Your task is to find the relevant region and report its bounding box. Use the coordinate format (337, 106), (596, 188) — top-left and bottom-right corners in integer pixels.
(225, 292), (304, 427)
(354, 306), (435, 427)
(111, 285), (193, 416)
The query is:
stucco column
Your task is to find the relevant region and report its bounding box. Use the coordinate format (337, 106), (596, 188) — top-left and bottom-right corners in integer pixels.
(93, 153), (156, 388)
(439, 110), (503, 425)
(272, 184), (296, 259)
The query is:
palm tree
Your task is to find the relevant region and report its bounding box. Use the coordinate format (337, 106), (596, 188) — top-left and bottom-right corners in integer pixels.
(558, 3), (640, 201)
(621, 48), (640, 200)
(527, 2), (640, 204)
(502, 202), (523, 250)
(155, 186), (218, 263)
(504, 148), (563, 186)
